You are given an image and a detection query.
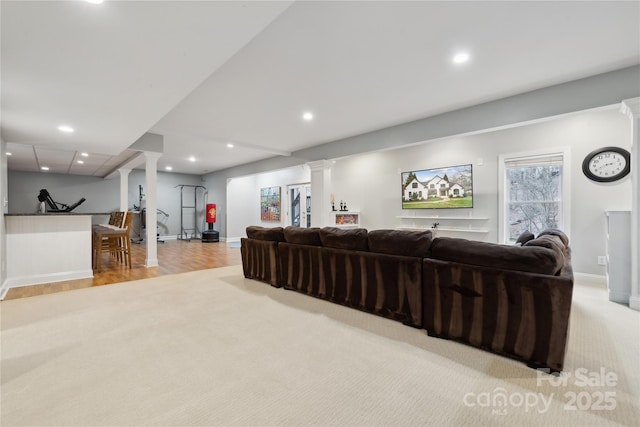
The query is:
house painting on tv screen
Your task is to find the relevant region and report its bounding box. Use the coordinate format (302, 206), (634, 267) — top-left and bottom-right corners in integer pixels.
(401, 164), (473, 209)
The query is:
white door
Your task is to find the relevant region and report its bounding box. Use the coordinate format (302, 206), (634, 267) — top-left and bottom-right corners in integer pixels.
(287, 183), (311, 228)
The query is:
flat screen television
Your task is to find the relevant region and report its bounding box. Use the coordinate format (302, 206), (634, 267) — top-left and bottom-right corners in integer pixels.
(401, 164), (473, 209)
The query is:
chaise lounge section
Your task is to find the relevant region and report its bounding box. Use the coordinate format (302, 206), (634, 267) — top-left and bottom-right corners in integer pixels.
(422, 230), (573, 372)
(240, 225), (574, 371)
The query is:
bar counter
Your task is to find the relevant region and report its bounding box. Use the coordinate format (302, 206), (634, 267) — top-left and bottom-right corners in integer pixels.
(3, 213), (110, 294)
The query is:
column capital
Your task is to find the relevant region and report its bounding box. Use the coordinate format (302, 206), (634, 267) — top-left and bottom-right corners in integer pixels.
(118, 168), (132, 177)
(620, 97), (640, 119)
(143, 151), (163, 162)
(306, 159), (332, 172)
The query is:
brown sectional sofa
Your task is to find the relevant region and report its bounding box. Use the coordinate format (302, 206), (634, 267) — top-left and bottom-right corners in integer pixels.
(278, 227), (430, 327)
(240, 225), (573, 372)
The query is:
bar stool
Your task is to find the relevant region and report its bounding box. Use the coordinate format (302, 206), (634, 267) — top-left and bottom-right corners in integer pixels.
(93, 211), (133, 271)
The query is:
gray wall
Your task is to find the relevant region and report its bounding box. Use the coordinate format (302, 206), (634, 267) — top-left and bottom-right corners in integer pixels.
(203, 66), (640, 239)
(222, 107), (631, 276)
(7, 170), (204, 238)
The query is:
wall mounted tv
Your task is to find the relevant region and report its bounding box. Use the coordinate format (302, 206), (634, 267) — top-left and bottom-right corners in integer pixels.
(401, 164), (473, 209)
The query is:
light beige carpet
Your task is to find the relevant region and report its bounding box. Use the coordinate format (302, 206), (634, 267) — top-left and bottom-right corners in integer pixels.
(1, 265), (639, 426)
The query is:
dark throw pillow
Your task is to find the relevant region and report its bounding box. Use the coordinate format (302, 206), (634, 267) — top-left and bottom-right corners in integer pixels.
(515, 230), (535, 246)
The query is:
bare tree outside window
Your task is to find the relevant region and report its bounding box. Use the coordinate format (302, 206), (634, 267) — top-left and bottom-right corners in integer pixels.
(506, 163), (562, 242)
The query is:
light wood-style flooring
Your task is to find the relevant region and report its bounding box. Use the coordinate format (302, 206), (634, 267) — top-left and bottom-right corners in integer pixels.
(4, 240), (242, 300)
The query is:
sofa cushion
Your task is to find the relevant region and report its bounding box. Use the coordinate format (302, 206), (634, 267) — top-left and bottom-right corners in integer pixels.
(514, 230), (535, 246)
(430, 237), (564, 275)
(537, 228), (569, 247)
(246, 226), (285, 242)
(320, 227), (369, 251)
(284, 227), (322, 246)
(524, 234), (567, 263)
(368, 229), (432, 257)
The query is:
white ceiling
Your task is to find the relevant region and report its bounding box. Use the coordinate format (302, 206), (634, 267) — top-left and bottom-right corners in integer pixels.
(2, 1), (639, 176)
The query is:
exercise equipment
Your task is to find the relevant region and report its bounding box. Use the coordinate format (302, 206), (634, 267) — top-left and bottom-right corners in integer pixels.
(175, 184), (207, 241)
(202, 203), (220, 243)
(37, 189), (86, 213)
(132, 185), (169, 244)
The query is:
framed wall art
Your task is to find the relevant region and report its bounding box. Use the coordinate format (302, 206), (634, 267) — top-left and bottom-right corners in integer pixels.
(401, 164), (473, 209)
(260, 186), (281, 221)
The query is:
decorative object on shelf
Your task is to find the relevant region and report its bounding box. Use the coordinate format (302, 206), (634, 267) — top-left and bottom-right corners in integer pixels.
(401, 164), (473, 209)
(330, 193), (336, 211)
(332, 211), (360, 228)
(339, 200), (348, 211)
(431, 222), (439, 229)
(260, 186), (281, 222)
(582, 146), (631, 183)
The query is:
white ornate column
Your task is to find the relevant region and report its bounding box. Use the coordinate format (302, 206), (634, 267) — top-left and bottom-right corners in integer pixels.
(144, 152), (162, 268)
(118, 168), (131, 211)
(621, 98), (640, 311)
(307, 160), (332, 227)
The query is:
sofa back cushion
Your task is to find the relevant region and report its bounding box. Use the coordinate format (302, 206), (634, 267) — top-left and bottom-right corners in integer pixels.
(246, 226), (285, 242)
(320, 227), (369, 251)
(368, 229), (432, 257)
(536, 229), (569, 247)
(284, 227), (322, 246)
(430, 237), (564, 275)
(524, 234), (567, 258)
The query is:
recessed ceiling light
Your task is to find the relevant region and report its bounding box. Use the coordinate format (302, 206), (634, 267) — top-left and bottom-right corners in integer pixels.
(189, 156), (196, 162)
(77, 160), (84, 164)
(452, 52), (470, 64)
(81, 152), (89, 157)
(41, 166), (50, 171)
(58, 125), (74, 133)
(84, 0), (104, 4)
(165, 166), (173, 171)
(227, 143), (234, 148)
(6, 152), (11, 156)
(302, 112), (314, 121)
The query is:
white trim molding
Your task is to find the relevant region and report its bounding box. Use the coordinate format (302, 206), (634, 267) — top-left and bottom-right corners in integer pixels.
(498, 147), (571, 244)
(620, 98), (640, 310)
(574, 272), (607, 288)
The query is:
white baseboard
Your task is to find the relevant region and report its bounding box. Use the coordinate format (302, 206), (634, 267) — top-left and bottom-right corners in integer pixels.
(629, 296), (640, 311)
(226, 237), (241, 243)
(4, 269), (94, 289)
(574, 272), (606, 287)
(608, 290), (630, 305)
(0, 280), (8, 300)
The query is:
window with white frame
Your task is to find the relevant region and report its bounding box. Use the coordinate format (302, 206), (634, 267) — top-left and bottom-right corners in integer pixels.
(500, 150), (569, 243)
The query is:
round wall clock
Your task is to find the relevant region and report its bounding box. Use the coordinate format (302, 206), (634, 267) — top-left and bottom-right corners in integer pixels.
(582, 146), (631, 183)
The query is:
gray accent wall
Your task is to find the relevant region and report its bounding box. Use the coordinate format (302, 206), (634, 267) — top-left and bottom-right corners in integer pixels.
(7, 170), (204, 239)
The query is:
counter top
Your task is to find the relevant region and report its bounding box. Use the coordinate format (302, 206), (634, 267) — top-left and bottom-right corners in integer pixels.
(5, 212), (111, 216)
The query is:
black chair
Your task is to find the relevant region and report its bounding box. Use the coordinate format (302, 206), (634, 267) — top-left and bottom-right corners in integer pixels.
(38, 189), (86, 212)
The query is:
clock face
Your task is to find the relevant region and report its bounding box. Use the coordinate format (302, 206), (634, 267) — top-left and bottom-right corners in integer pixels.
(582, 147), (631, 183)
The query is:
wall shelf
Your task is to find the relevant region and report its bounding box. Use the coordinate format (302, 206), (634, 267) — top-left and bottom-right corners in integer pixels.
(396, 214), (490, 235)
(397, 226), (488, 233)
(396, 215), (489, 220)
